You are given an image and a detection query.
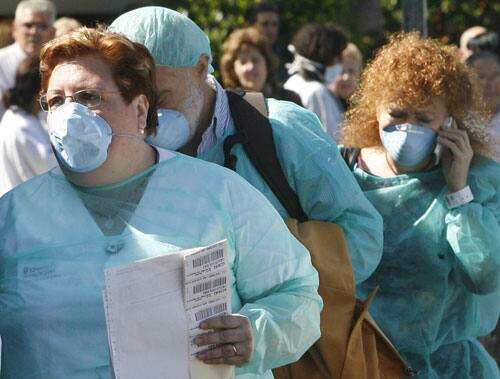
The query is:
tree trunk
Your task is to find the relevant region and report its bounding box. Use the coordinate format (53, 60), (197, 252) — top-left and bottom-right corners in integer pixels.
(402, 0), (428, 37)
(358, 0), (382, 34)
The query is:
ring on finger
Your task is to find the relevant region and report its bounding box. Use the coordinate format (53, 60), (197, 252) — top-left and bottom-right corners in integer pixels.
(232, 343), (238, 356)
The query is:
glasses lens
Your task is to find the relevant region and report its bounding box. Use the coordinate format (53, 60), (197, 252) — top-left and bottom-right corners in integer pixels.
(39, 95), (48, 111)
(46, 94), (65, 111)
(74, 90), (101, 108)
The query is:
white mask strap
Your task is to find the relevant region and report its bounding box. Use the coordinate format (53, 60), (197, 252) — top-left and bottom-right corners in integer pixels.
(111, 132), (144, 141)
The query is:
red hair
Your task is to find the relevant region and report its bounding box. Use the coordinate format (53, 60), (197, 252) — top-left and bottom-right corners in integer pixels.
(342, 32), (490, 155)
(40, 27), (158, 134)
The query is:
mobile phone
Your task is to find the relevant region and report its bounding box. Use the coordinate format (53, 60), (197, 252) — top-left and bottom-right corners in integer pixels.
(433, 117), (456, 165)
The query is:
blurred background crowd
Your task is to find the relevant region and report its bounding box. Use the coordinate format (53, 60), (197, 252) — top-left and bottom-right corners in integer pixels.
(0, 0), (498, 194)
(0, 0), (498, 372)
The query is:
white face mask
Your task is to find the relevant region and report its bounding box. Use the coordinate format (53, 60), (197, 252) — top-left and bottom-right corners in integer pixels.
(381, 123), (438, 167)
(154, 73), (203, 149)
(324, 63), (343, 85)
(49, 102), (141, 172)
(146, 109), (190, 151)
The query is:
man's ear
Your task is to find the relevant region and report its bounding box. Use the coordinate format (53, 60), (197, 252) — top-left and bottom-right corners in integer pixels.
(11, 21), (19, 40)
(194, 54), (210, 79)
(134, 94), (149, 133)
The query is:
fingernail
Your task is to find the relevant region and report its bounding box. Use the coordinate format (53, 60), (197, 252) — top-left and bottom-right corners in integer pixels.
(196, 352), (206, 359)
(194, 337), (203, 345)
(199, 322), (208, 329)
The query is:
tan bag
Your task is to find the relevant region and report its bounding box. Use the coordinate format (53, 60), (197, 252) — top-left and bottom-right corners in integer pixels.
(223, 92), (415, 378)
(272, 220), (415, 379)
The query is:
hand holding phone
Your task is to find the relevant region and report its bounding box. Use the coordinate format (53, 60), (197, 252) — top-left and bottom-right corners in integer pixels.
(433, 117), (454, 165)
(437, 117), (474, 193)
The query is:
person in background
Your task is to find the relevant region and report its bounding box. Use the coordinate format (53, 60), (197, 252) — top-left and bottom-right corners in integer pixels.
(245, 2), (288, 83)
(467, 51), (500, 159)
(0, 27), (322, 378)
(0, 55), (56, 196)
(341, 32), (500, 378)
(467, 31), (499, 57)
(468, 51), (500, 120)
(284, 22), (348, 141)
(220, 27), (301, 105)
(53, 16), (81, 38)
(0, 19), (14, 48)
(0, 0), (55, 119)
(109, 8), (383, 296)
(327, 42), (363, 111)
(322, 42), (363, 135)
(459, 25), (488, 62)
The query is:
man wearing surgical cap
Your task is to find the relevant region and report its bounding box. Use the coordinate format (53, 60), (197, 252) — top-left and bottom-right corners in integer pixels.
(110, 8), (383, 373)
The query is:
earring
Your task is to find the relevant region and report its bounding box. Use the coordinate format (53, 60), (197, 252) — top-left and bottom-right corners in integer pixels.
(139, 128), (145, 135)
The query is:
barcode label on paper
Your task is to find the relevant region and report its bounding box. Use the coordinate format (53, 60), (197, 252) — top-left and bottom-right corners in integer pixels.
(194, 302), (227, 322)
(192, 248), (224, 268)
(193, 276), (227, 295)
(184, 240), (231, 356)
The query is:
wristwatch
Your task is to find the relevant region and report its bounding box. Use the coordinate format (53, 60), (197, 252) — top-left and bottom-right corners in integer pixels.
(444, 185), (474, 209)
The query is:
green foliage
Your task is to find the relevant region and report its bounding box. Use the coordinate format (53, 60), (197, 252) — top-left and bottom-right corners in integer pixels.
(382, 0), (500, 44)
(155, 0), (499, 72)
(157, 0), (359, 75)
(156, 0), (253, 74)
(275, 0), (359, 43)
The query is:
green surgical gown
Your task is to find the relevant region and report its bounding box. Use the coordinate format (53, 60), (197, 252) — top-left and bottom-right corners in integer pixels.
(0, 150), (322, 379)
(198, 98), (383, 284)
(353, 154), (500, 378)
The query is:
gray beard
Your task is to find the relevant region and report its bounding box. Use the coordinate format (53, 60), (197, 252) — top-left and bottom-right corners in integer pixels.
(182, 85), (205, 137)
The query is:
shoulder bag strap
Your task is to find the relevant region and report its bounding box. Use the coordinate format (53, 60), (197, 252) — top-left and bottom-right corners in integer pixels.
(224, 90), (308, 222)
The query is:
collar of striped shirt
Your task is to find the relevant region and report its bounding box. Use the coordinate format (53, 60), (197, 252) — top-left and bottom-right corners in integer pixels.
(197, 75), (232, 155)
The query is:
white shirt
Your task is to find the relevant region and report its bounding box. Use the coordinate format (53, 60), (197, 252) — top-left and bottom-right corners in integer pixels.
(0, 43), (27, 120)
(0, 108), (57, 196)
(284, 73), (344, 141)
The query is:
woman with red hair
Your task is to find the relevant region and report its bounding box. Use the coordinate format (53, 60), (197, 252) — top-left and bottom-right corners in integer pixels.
(341, 32), (499, 378)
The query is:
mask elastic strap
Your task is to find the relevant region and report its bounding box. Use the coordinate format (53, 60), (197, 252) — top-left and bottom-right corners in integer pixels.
(111, 132), (144, 142)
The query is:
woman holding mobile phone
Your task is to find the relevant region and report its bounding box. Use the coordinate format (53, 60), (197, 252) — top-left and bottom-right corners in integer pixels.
(341, 32), (500, 378)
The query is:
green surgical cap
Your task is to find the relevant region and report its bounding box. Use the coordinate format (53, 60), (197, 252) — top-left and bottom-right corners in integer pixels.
(109, 6), (214, 73)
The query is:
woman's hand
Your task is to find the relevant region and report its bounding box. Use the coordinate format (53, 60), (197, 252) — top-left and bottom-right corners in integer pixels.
(437, 125), (473, 193)
(194, 314), (254, 367)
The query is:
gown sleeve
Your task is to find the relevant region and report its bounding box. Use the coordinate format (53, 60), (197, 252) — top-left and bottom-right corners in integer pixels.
(269, 101), (384, 284)
(225, 172), (322, 375)
(445, 156), (500, 295)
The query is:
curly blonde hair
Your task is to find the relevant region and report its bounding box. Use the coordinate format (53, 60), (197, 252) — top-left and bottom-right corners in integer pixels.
(220, 26), (277, 89)
(342, 32), (491, 154)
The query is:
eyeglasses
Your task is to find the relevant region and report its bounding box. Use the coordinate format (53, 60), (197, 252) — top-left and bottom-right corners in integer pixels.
(21, 22), (50, 31)
(39, 89), (121, 112)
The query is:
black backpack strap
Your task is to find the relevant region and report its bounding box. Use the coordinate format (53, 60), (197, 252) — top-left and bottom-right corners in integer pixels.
(340, 147), (361, 170)
(223, 132), (246, 171)
(224, 90), (308, 222)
